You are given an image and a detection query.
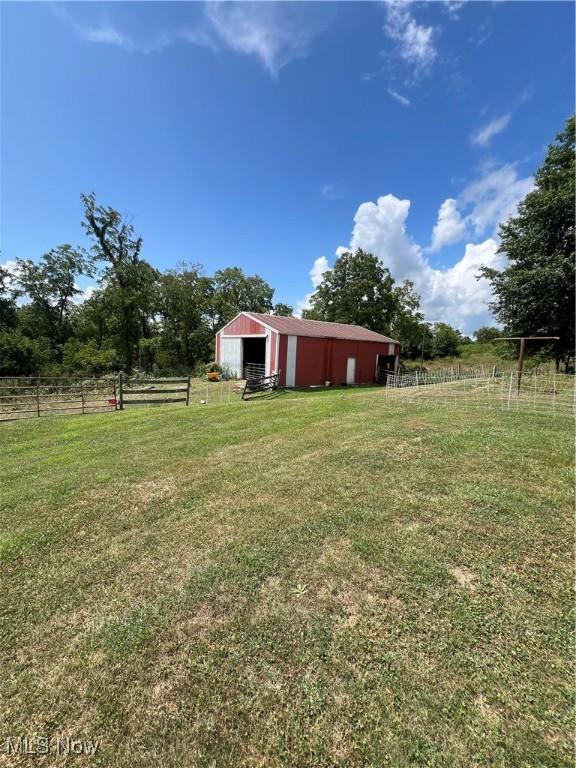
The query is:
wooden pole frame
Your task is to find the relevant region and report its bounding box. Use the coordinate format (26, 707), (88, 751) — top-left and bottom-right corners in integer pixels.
(494, 336), (560, 394)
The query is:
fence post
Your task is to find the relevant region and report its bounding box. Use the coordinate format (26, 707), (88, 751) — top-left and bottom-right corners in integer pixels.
(36, 383), (41, 418)
(552, 373), (556, 417)
(491, 365), (496, 379)
(81, 381), (85, 415)
(118, 372), (124, 411)
(113, 381), (118, 411)
(186, 375), (191, 406)
(507, 371), (513, 411)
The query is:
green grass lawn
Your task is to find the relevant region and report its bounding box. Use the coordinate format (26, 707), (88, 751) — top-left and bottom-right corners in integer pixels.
(0, 391), (573, 767)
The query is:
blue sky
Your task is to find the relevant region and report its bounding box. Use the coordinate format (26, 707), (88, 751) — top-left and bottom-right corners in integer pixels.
(1, 1), (574, 332)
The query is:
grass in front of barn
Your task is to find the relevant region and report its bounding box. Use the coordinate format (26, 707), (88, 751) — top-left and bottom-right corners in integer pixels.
(0, 392), (573, 767)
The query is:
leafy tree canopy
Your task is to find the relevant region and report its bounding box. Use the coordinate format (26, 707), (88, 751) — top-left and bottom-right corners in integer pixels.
(431, 323), (463, 358)
(307, 249), (401, 335)
(474, 326), (501, 343)
(480, 114), (575, 370)
(272, 303), (293, 316)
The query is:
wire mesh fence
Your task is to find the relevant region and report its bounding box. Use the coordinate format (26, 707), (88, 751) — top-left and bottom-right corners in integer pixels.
(384, 369), (574, 417)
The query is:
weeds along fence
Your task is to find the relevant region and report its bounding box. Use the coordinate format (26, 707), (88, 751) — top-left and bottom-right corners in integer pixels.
(384, 369), (574, 417)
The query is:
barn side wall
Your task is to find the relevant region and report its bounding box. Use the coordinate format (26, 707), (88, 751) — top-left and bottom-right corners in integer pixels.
(294, 338), (399, 387)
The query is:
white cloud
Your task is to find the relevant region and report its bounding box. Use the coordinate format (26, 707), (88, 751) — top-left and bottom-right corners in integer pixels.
(339, 193), (504, 330)
(387, 88), (411, 106)
(470, 112), (511, 146)
(73, 285), (97, 305)
(346, 195), (427, 281)
(204, 2), (318, 77)
(423, 239), (504, 328)
(54, 2), (326, 76)
(310, 256), (329, 289)
(295, 256), (330, 316)
(459, 163), (533, 236)
(429, 198), (467, 251)
(320, 183), (345, 201)
(0, 260), (19, 278)
(79, 25), (136, 50)
(442, 1), (465, 19)
(383, 0), (437, 75)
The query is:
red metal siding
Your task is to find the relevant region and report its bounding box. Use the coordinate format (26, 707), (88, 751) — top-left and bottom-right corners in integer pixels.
(293, 338), (398, 386)
(222, 315), (266, 336)
(294, 338), (328, 386)
(278, 335), (288, 386)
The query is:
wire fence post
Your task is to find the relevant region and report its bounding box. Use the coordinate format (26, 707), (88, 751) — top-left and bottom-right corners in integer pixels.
(81, 381), (85, 415)
(36, 383), (41, 418)
(186, 375), (191, 406)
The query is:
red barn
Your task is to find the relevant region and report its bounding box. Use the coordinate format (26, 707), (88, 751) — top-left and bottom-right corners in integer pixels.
(215, 312), (399, 387)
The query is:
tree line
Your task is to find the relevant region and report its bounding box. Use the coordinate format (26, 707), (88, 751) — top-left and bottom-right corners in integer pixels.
(0, 116), (573, 377)
(0, 193), (464, 377)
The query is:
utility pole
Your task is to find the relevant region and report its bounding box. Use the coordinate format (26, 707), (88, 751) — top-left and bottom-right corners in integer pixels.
(494, 336), (560, 393)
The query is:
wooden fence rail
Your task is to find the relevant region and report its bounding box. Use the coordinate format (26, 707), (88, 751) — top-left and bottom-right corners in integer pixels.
(118, 374), (191, 409)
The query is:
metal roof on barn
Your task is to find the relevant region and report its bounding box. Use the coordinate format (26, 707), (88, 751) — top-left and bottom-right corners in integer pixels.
(245, 312), (399, 344)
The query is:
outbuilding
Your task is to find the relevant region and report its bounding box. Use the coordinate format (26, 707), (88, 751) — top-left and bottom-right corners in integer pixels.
(215, 312), (399, 387)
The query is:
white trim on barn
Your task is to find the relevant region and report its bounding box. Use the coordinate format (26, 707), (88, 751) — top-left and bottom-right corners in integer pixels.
(275, 331), (280, 376)
(286, 335), (297, 387)
(265, 329), (271, 376)
(219, 333), (267, 338)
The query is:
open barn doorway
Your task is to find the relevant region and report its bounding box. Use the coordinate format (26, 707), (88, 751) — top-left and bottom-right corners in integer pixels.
(376, 353), (396, 384)
(243, 337), (266, 379)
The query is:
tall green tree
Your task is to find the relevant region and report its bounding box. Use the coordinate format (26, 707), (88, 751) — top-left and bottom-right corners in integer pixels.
(272, 302), (293, 316)
(307, 249), (400, 334)
(473, 326), (501, 343)
(81, 193), (159, 371)
(389, 280), (430, 358)
(16, 244), (93, 350)
(431, 322), (462, 358)
(480, 115), (575, 371)
(0, 265), (18, 331)
(208, 267), (274, 330)
(159, 264), (214, 369)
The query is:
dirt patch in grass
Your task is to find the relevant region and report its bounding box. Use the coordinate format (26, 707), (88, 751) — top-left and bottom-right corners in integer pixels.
(449, 565), (477, 589)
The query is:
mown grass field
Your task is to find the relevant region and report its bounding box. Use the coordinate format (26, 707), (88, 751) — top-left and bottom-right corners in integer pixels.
(0, 389), (573, 767)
